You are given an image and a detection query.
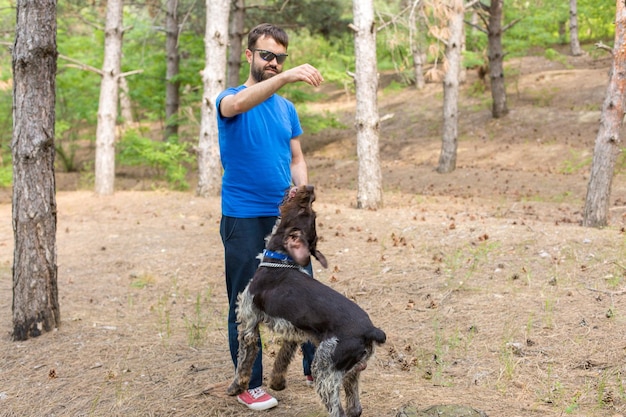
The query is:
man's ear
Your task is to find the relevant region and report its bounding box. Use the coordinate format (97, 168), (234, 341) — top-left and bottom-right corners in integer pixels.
(245, 48), (253, 64)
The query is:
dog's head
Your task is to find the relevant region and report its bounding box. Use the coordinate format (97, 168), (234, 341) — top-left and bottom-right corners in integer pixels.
(267, 185), (328, 268)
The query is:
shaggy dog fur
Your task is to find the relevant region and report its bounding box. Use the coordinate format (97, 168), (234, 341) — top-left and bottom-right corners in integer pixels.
(227, 185), (386, 417)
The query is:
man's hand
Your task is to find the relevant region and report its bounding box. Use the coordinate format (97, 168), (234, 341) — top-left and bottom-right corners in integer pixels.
(283, 64), (324, 88)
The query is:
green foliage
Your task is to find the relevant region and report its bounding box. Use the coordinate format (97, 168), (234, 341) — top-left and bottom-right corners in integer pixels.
(246, 0), (351, 39)
(505, 0), (615, 55)
(0, 90), (11, 164)
(463, 50), (486, 69)
(0, 0), (620, 192)
(289, 30), (354, 88)
(298, 109), (346, 135)
(467, 80), (487, 97)
(543, 48), (570, 67)
(123, 8), (205, 126)
(117, 129), (194, 191)
(0, 1), (15, 153)
(0, 163), (11, 187)
(383, 80), (404, 94)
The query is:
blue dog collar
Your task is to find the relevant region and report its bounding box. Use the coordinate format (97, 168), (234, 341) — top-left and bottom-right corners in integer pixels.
(262, 249), (294, 262)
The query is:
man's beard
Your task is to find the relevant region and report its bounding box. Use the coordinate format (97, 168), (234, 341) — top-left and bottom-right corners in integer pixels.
(251, 59), (280, 83)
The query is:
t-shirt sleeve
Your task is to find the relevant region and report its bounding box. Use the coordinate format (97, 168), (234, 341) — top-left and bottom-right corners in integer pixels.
(216, 87), (239, 120)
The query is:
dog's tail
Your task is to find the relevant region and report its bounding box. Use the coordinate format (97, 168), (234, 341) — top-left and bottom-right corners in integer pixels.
(366, 327), (386, 345)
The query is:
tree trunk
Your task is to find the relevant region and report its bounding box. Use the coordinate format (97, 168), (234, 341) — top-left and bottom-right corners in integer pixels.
(408, 0), (425, 90)
(437, 0), (463, 174)
(459, 15), (467, 84)
(569, 0), (583, 56)
(227, 0), (245, 87)
(487, 0), (508, 118)
(165, 0), (180, 141)
(95, 0), (123, 195)
(583, 1), (626, 228)
(197, 0), (229, 197)
(119, 75), (133, 126)
(12, 0), (60, 341)
(352, 0), (382, 209)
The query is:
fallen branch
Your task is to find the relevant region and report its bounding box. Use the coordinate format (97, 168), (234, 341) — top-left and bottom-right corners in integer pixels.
(595, 41), (613, 55)
(613, 261), (626, 271)
(586, 286), (626, 296)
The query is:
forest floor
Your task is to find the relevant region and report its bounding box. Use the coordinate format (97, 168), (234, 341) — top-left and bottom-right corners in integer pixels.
(1, 48), (626, 417)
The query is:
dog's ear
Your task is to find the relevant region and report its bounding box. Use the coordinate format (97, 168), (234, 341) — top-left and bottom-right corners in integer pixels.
(313, 250), (328, 268)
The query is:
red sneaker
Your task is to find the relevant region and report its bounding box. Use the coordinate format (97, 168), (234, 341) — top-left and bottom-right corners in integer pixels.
(305, 375), (314, 387)
(237, 387), (278, 411)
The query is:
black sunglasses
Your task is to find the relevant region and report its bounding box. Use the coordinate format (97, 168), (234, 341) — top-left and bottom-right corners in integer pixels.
(253, 49), (288, 65)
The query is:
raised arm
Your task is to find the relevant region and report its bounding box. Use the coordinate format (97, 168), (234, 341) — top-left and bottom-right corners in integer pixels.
(219, 64), (324, 118)
(290, 138), (308, 187)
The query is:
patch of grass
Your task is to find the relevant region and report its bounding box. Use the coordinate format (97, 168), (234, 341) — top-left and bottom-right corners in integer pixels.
(572, 103), (601, 112)
(78, 161), (95, 189)
(430, 321), (453, 387)
(563, 392), (581, 414)
(130, 274), (156, 289)
(543, 296), (555, 329)
(604, 269), (623, 290)
(529, 87), (558, 107)
(467, 80), (487, 97)
(466, 96), (492, 112)
(551, 191), (575, 204)
(467, 241), (500, 273)
(382, 80), (405, 94)
(498, 341), (518, 382)
(496, 322), (522, 387)
(559, 150), (592, 174)
(423, 321), (475, 388)
(184, 292), (209, 348)
(153, 293), (172, 342)
(596, 370), (612, 409)
(544, 48), (572, 68)
(442, 248), (465, 282)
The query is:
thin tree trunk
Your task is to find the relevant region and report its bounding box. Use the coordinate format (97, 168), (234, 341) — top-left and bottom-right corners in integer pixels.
(227, 0), (245, 87)
(409, 0), (426, 90)
(12, 0), (60, 341)
(352, 0), (382, 209)
(437, 0), (463, 174)
(459, 14), (467, 84)
(197, 0), (229, 197)
(95, 0), (123, 195)
(165, 0), (180, 141)
(569, 0), (583, 56)
(488, 0), (508, 118)
(583, 1), (626, 227)
(119, 75), (133, 125)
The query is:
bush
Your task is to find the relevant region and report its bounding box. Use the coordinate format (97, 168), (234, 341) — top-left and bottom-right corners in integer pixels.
(0, 163), (11, 188)
(117, 129), (194, 191)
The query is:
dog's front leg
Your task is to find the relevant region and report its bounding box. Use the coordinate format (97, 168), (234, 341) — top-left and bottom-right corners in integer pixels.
(226, 320), (260, 395)
(270, 340), (298, 391)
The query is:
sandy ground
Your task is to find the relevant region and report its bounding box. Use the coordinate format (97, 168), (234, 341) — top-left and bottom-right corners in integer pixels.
(1, 52), (626, 417)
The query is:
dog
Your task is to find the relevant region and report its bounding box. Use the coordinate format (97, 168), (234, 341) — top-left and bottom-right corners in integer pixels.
(227, 185), (386, 417)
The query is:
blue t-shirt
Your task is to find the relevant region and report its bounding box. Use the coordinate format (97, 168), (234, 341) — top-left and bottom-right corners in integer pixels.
(216, 86), (303, 218)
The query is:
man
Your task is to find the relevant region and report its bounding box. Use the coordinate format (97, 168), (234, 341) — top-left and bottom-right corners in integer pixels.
(216, 23), (324, 411)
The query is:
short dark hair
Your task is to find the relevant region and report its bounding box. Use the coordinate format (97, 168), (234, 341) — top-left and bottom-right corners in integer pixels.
(247, 23), (289, 51)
